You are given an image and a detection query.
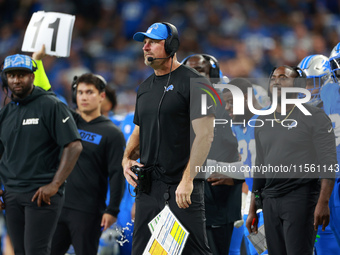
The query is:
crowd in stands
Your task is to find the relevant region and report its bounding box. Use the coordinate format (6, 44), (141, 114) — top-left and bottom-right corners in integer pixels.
(0, 0), (339, 112)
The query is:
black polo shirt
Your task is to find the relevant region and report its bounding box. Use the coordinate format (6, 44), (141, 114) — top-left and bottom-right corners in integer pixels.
(134, 65), (215, 184)
(253, 104), (337, 197)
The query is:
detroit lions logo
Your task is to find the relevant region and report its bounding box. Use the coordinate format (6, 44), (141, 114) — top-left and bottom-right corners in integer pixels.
(322, 60), (330, 72)
(147, 24), (159, 34)
(287, 121), (298, 130)
(166, 84), (174, 92)
(78, 129), (102, 145)
(22, 118), (39, 125)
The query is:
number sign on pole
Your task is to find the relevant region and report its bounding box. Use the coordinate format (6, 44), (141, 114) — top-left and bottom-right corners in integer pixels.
(22, 11), (75, 57)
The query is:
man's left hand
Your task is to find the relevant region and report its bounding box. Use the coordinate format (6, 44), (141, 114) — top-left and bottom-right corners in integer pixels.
(314, 200), (330, 231)
(207, 173), (234, 186)
(101, 213), (116, 231)
(175, 179), (193, 209)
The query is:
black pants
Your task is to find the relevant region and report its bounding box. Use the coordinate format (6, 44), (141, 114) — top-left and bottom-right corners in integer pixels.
(51, 207), (102, 255)
(132, 180), (211, 255)
(206, 222), (234, 255)
(4, 190), (63, 255)
(262, 185), (318, 255)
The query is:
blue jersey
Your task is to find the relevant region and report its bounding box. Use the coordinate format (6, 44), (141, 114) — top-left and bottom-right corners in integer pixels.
(319, 82), (340, 251)
(121, 112), (135, 142)
(232, 114), (268, 255)
(231, 114), (259, 191)
(103, 112), (136, 255)
(109, 114), (125, 128)
(321, 83), (340, 176)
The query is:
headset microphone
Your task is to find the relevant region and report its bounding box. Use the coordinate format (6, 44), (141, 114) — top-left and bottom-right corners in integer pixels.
(148, 55), (172, 62)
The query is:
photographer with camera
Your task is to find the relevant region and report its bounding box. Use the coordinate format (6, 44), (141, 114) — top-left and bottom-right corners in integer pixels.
(122, 22), (215, 255)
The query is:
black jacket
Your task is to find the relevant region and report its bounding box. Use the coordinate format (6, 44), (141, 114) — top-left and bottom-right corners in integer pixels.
(63, 114), (125, 217)
(0, 86), (80, 193)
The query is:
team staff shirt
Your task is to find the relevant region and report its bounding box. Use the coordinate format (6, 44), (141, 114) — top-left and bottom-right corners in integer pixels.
(64, 114), (125, 217)
(253, 104), (337, 197)
(134, 65), (215, 184)
(0, 86), (80, 193)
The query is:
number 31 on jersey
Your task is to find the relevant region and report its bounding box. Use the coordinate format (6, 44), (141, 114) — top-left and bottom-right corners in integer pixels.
(22, 11), (75, 57)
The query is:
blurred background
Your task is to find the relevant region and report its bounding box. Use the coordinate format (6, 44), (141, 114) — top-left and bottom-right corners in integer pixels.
(0, 0), (340, 114)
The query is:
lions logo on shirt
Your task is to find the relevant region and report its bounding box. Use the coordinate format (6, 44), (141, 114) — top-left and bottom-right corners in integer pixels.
(78, 129), (102, 145)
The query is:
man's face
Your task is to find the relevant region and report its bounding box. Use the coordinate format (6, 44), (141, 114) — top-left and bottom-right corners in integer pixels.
(186, 56), (210, 77)
(142, 38), (167, 66)
(269, 66), (297, 101)
(6, 70), (34, 99)
(224, 90), (248, 122)
(76, 83), (105, 114)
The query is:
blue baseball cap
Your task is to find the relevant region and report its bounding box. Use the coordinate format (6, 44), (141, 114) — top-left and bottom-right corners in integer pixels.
(133, 23), (170, 42)
(3, 54), (34, 73)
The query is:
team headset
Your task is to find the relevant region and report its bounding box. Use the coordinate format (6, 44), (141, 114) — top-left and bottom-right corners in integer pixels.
(71, 74), (107, 104)
(1, 58), (38, 91)
(181, 54), (221, 79)
(148, 22), (180, 62)
(267, 65), (307, 98)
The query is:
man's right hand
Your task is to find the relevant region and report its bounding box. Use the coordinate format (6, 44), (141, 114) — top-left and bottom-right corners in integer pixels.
(32, 44), (47, 60)
(246, 212), (259, 234)
(122, 158), (143, 188)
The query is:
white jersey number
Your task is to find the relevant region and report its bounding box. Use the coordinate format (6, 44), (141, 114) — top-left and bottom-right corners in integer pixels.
(238, 139), (256, 178)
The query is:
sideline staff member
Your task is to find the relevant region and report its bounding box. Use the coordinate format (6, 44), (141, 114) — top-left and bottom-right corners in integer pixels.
(183, 54), (242, 255)
(247, 66), (336, 255)
(122, 22), (214, 254)
(0, 54), (82, 255)
(51, 74), (125, 255)
(29, 47), (126, 255)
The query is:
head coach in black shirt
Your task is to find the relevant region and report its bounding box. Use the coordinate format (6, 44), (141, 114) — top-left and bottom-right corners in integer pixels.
(122, 22), (215, 254)
(0, 54), (82, 255)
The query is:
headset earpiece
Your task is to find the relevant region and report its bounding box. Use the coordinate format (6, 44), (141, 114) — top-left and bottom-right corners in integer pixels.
(71, 76), (78, 104)
(292, 66), (307, 88)
(31, 59), (38, 72)
(94, 74), (107, 91)
(1, 61), (8, 90)
(181, 54), (194, 65)
(161, 22), (180, 57)
(202, 54), (220, 79)
(71, 74), (107, 104)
